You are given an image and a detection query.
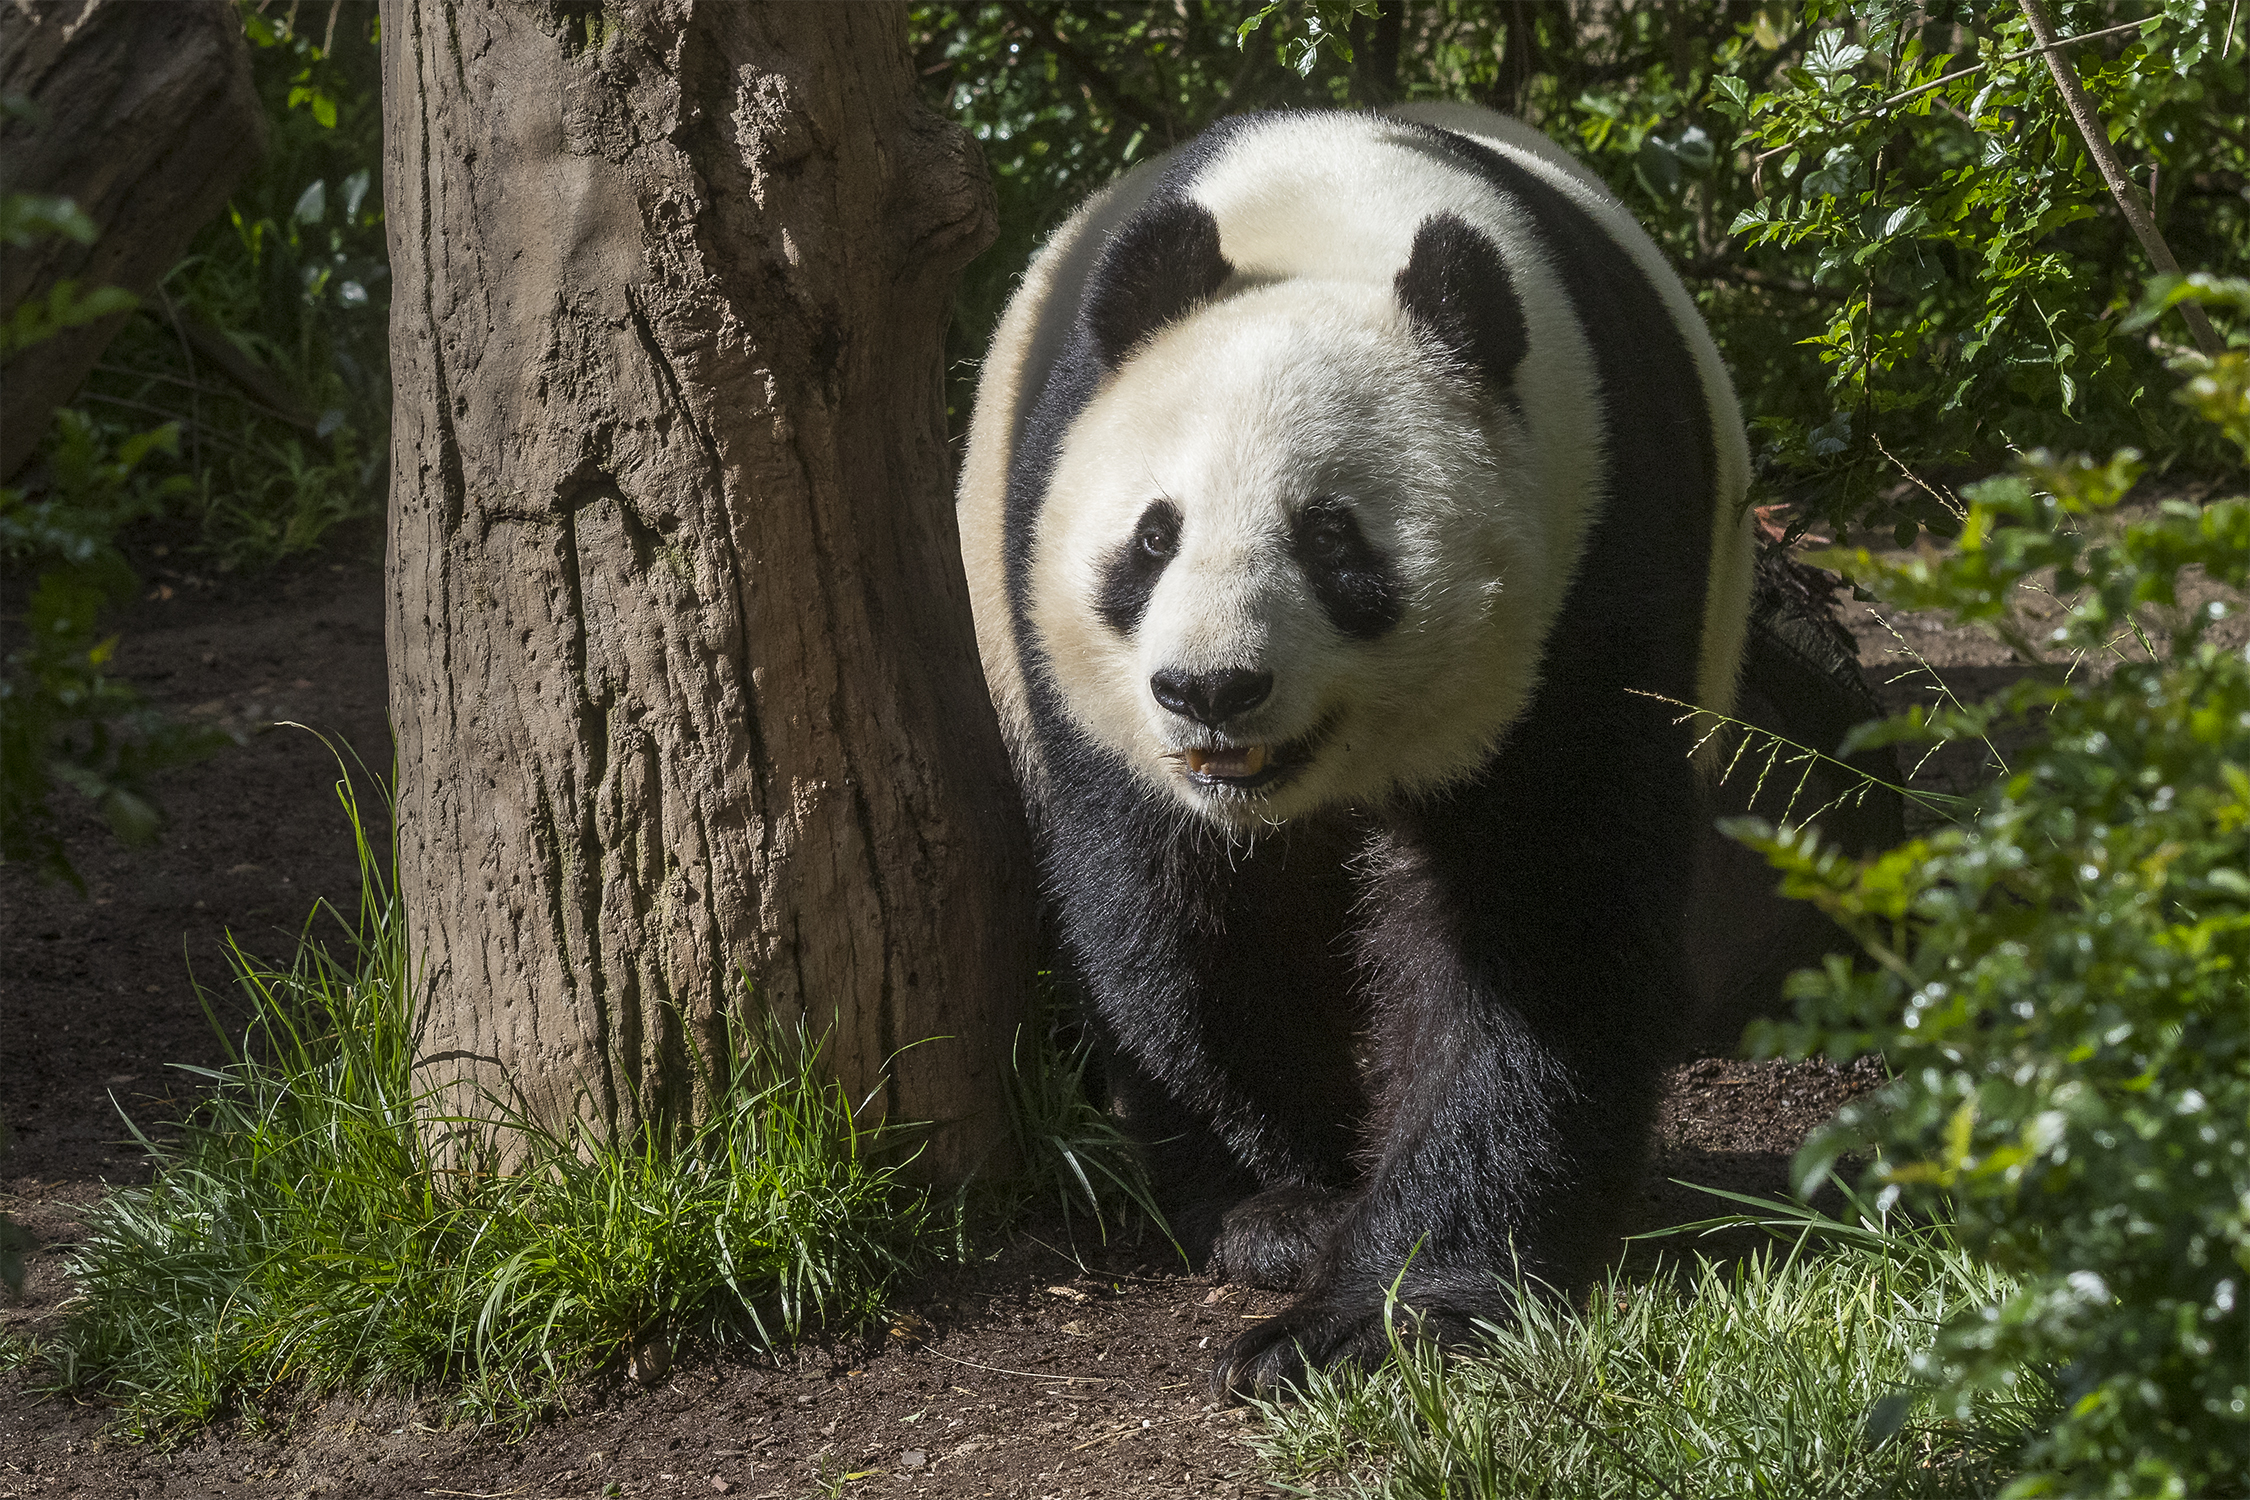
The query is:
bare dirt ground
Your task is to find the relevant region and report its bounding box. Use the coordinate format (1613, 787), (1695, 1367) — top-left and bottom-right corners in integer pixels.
(0, 515), (2073, 1500)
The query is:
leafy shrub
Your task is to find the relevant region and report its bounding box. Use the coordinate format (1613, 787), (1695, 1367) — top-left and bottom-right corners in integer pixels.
(916, 2), (2249, 541)
(1711, 0), (2243, 540)
(0, 177), (235, 885)
(75, 0), (389, 570)
(0, 4), (383, 880)
(0, 194), (137, 356)
(1735, 277), (2250, 1497)
(0, 411), (235, 884)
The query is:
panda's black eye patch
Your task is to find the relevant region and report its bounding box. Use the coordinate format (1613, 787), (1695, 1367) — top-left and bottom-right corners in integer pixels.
(1098, 499), (1182, 636)
(1292, 499), (1400, 640)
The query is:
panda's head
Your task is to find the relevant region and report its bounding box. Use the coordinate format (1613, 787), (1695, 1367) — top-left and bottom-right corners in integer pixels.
(1027, 199), (1567, 830)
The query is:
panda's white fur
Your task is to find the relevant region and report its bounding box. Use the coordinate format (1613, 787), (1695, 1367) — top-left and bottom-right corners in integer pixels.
(961, 107), (1752, 827)
(1030, 280), (1564, 824)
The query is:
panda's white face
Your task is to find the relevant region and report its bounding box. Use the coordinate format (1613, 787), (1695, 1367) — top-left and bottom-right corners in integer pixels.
(1028, 280), (1565, 829)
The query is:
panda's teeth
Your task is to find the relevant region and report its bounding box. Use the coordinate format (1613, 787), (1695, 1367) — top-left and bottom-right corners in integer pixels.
(1185, 745), (1270, 780)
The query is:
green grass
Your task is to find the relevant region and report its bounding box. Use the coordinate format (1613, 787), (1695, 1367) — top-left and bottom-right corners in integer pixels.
(1004, 976), (1171, 1252)
(1249, 1191), (2044, 1500)
(38, 771), (939, 1436)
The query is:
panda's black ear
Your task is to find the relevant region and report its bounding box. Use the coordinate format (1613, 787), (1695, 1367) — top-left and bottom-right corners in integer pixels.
(1395, 213), (1528, 390)
(1083, 199), (1233, 369)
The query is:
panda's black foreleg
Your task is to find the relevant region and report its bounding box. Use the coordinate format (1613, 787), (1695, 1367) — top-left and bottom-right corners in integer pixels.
(1208, 1183), (1356, 1290)
(1089, 1039), (1265, 1264)
(1041, 777), (1370, 1280)
(1090, 1049), (1351, 1287)
(1213, 730), (1694, 1401)
(1076, 948), (1363, 1281)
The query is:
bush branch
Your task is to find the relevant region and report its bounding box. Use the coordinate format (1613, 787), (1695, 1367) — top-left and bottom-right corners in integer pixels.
(2017, 0), (2221, 356)
(1751, 18), (2145, 170)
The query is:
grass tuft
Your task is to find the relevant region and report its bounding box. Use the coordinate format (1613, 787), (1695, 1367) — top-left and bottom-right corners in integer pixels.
(1004, 977), (1171, 1250)
(41, 767), (936, 1436)
(1251, 1187), (2043, 1499)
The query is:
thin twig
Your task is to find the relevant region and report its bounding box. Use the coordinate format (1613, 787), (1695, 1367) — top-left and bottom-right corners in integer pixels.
(156, 288), (202, 471)
(89, 362), (311, 432)
(1872, 432), (1966, 522)
(1680, 257), (1887, 304)
(2017, 0), (2222, 356)
(169, 316), (320, 429)
(74, 392), (255, 453)
(1068, 1410), (1212, 1451)
(906, 1341), (1124, 1386)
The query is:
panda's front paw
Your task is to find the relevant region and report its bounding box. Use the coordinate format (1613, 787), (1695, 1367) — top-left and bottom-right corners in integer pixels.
(1210, 1289), (1492, 1404)
(1210, 1294), (1395, 1403)
(1207, 1184), (1349, 1291)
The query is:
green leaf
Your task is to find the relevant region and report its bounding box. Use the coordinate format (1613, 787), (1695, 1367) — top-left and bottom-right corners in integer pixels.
(1805, 31), (1868, 79)
(98, 788), (162, 846)
(1880, 204), (1927, 240)
(0, 281), (139, 358)
(0, 192), (98, 248)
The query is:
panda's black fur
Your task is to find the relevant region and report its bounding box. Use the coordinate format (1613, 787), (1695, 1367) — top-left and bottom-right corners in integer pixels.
(960, 106), (1770, 1401)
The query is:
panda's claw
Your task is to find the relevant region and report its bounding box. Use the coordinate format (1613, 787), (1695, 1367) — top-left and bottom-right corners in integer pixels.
(1211, 1289), (1503, 1405)
(1209, 1297), (1395, 1405)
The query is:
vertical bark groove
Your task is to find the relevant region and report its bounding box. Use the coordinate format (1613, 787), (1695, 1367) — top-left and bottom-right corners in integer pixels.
(383, 0), (1029, 1173)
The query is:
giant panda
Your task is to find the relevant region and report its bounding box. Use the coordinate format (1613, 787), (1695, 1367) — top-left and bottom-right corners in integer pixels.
(957, 104), (1757, 1402)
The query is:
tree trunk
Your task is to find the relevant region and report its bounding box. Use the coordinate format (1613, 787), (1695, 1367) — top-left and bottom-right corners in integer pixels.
(0, 0), (265, 480)
(381, 0), (1032, 1179)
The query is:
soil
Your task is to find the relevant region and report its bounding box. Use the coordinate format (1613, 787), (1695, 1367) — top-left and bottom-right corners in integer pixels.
(0, 519), (2074, 1500)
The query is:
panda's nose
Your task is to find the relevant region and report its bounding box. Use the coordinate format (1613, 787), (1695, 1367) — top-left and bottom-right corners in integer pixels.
(1150, 667), (1273, 727)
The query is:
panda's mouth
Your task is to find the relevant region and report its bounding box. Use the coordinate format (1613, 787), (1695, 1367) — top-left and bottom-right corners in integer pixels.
(1184, 744), (1277, 784)
(1174, 715), (1337, 794)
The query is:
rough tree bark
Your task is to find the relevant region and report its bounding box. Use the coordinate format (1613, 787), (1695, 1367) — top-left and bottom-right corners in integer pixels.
(0, 0), (265, 479)
(381, 0), (1034, 1178)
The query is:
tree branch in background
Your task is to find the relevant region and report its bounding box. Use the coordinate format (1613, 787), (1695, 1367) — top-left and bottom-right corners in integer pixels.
(172, 314), (319, 430)
(2017, 0), (2221, 356)
(1352, 1), (1404, 105)
(1003, 2), (1171, 142)
(1750, 17), (2146, 173)
(1494, 2), (1543, 116)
